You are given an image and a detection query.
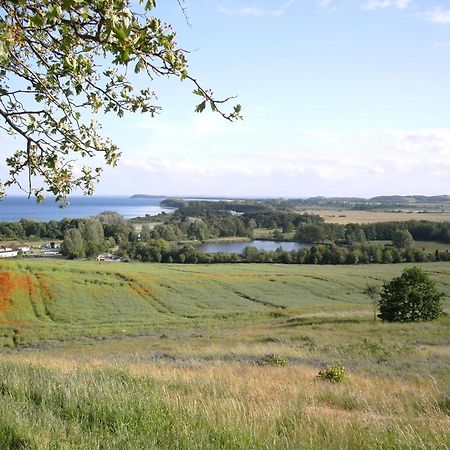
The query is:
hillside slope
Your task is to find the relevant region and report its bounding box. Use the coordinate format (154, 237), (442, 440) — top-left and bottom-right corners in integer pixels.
(1, 260), (449, 348)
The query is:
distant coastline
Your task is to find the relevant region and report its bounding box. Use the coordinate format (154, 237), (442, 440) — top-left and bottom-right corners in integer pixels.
(131, 194), (247, 200)
(130, 194), (168, 199)
(131, 194), (450, 204)
(2, 194), (449, 223)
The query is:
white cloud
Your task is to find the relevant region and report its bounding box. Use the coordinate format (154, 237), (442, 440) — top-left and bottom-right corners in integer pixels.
(218, 1), (294, 17)
(316, 0), (334, 10)
(425, 7), (450, 24)
(114, 128), (450, 195)
(362, 0), (412, 11)
(297, 130), (348, 144)
(382, 128), (450, 152)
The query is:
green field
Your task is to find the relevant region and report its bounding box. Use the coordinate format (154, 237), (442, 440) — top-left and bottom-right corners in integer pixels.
(1, 259), (449, 449)
(1, 259), (450, 348)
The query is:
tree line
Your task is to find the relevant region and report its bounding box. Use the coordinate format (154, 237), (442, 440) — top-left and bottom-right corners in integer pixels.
(116, 240), (450, 265)
(294, 220), (450, 244)
(2, 212), (448, 245)
(0, 212), (136, 259)
(139, 208), (450, 245)
(1, 208), (450, 263)
(139, 200), (450, 244)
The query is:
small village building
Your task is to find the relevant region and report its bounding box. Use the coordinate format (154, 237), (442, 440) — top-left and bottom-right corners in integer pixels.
(97, 253), (122, 262)
(0, 246), (18, 258)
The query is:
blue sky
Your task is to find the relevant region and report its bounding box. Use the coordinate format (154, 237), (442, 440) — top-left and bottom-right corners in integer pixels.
(3, 0), (450, 198)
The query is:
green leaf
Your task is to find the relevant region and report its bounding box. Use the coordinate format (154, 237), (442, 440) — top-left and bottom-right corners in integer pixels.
(36, 193), (45, 203)
(114, 28), (127, 42)
(0, 41), (8, 65)
(120, 50), (131, 63)
(195, 101), (206, 113)
(30, 14), (45, 27)
(134, 59), (145, 73)
(144, 0), (157, 10)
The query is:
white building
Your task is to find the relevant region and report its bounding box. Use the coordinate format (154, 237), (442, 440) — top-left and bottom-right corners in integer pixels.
(0, 247), (18, 258)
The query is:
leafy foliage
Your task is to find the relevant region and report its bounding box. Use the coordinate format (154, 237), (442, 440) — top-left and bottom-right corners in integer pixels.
(61, 228), (85, 259)
(378, 267), (444, 322)
(0, 1), (241, 202)
(391, 229), (414, 249)
(255, 354), (288, 367)
(317, 364), (347, 383)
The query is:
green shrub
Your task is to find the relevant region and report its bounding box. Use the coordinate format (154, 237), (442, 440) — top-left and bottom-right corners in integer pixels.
(317, 365), (346, 383)
(378, 267), (444, 322)
(255, 354), (288, 366)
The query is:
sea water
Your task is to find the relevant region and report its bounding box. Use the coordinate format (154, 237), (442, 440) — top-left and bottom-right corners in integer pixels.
(0, 196), (171, 222)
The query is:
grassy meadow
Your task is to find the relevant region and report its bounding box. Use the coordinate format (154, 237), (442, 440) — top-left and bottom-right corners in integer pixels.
(0, 259), (449, 448)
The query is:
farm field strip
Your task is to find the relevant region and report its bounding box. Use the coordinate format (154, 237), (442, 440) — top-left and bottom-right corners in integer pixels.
(304, 209), (450, 224)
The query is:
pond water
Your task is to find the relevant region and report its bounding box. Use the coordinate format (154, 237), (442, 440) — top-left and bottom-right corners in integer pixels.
(195, 240), (310, 254)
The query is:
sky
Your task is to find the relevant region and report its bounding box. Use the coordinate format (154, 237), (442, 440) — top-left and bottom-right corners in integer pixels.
(3, 0), (450, 198)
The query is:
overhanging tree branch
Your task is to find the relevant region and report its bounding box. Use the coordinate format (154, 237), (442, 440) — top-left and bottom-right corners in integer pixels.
(0, 0), (242, 203)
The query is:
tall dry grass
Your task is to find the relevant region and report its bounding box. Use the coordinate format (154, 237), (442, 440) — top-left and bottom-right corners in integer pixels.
(0, 357), (448, 449)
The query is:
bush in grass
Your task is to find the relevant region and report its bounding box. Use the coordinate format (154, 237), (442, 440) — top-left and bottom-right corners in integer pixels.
(255, 354), (288, 366)
(378, 267), (444, 322)
(317, 365), (346, 383)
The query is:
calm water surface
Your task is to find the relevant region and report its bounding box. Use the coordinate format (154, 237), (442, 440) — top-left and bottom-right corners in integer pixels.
(0, 196), (171, 222)
(195, 240), (310, 254)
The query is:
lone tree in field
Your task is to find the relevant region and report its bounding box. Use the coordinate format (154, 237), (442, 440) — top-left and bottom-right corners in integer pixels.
(362, 283), (380, 321)
(378, 267), (444, 322)
(0, 1), (241, 203)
